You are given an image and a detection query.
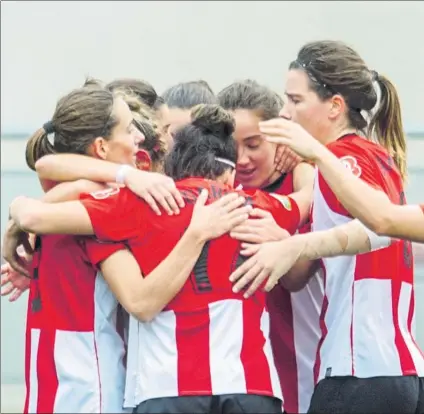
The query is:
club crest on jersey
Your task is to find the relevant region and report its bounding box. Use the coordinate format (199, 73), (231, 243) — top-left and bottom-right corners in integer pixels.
(90, 187), (120, 199)
(340, 155), (362, 177)
(270, 194), (292, 211)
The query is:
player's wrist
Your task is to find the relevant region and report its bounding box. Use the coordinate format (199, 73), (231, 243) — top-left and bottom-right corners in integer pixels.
(115, 164), (136, 186)
(276, 226), (290, 241)
(289, 233), (309, 260)
(185, 224), (209, 245)
(311, 143), (330, 165)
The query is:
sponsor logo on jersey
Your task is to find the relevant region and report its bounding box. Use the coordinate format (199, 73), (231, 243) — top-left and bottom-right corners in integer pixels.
(270, 193), (292, 211)
(340, 155), (362, 177)
(90, 187), (120, 199)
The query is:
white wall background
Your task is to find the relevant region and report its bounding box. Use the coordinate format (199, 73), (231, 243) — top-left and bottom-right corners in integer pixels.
(1, 1), (424, 134)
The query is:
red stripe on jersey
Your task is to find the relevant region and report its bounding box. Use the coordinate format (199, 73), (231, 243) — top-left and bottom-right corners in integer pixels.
(408, 288), (415, 335)
(176, 308), (212, 394)
(23, 324), (31, 414)
(268, 286), (298, 413)
(36, 330), (58, 413)
(241, 301), (273, 395)
(407, 290), (424, 358)
(314, 263), (327, 384)
(391, 279), (416, 375)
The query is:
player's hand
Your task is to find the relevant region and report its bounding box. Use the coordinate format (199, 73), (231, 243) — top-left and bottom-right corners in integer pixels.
(2, 219), (33, 277)
(1, 261), (31, 302)
(259, 118), (324, 161)
(188, 190), (252, 242)
(229, 236), (304, 298)
(274, 144), (302, 173)
(230, 208), (290, 244)
(125, 170), (185, 216)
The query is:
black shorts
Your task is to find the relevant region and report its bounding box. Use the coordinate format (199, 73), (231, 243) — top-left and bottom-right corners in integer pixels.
(133, 394), (283, 414)
(307, 375), (424, 414)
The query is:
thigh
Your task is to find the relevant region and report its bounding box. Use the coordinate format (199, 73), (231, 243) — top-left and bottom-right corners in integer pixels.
(218, 394), (283, 414)
(134, 395), (213, 414)
(308, 376), (420, 414)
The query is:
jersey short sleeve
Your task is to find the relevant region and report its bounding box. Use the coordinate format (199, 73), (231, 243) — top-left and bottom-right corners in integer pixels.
(83, 237), (127, 268)
(79, 187), (147, 241)
(323, 136), (398, 218)
(244, 189), (300, 235)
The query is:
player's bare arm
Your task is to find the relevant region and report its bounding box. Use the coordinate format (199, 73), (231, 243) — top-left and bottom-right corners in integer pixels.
(35, 153), (185, 215)
(261, 119), (424, 243)
(230, 219), (392, 297)
(100, 231), (206, 322)
(9, 196), (95, 235)
(97, 190), (252, 321)
(312, 146), (424, 242)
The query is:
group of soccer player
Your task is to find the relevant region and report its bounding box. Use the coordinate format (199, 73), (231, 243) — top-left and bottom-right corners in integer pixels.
(1, 39), (424, 414)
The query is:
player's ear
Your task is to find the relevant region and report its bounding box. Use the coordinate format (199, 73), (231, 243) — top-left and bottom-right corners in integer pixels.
(90, 137), (109, 160)
(135, 149), (152, 171)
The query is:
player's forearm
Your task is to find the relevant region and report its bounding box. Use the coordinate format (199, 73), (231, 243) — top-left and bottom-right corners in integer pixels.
(292, 219), (391, 262)
(313, 147), (392, 233)
(378, 204), (424, 243)
(9, 197), (40, 233)
(130, 229), (206, 322)
(10, 196), (94, 235)
(35, 154), (123, 183)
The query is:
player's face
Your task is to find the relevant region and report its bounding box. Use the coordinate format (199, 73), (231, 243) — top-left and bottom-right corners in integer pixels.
(155, 103), (173, 150)
(101, 97), (139, 166)
(280, 69), (333, 144)
(167, 107), (192, 138)
(232, 109), (280, 189)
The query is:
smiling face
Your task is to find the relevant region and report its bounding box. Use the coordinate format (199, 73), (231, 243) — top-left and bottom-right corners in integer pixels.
(231, 109), (279, 189)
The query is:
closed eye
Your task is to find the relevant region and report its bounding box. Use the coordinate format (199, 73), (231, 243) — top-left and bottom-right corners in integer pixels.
(285, 93), (301, 104)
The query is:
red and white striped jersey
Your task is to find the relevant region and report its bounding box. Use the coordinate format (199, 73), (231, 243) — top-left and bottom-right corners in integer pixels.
(262, 173), (324, 414)
(312, 134), (424, 381)
(24, 235), (128, 413)
(267, 274), (323, 413)
(81, 178), (302, 407)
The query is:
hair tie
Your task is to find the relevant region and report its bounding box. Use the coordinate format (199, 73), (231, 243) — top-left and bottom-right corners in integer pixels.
(295, 59), (334, 94)
(215, 157), (235, 169)
(43, 121), (55, 134)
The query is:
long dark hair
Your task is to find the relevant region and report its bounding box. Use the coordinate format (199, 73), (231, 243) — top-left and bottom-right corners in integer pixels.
(164, 104), (236, 180)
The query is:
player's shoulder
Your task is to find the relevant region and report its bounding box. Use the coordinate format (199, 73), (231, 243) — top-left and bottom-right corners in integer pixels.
(328, 134), (388, 158)
(327, 134), (393, 175)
